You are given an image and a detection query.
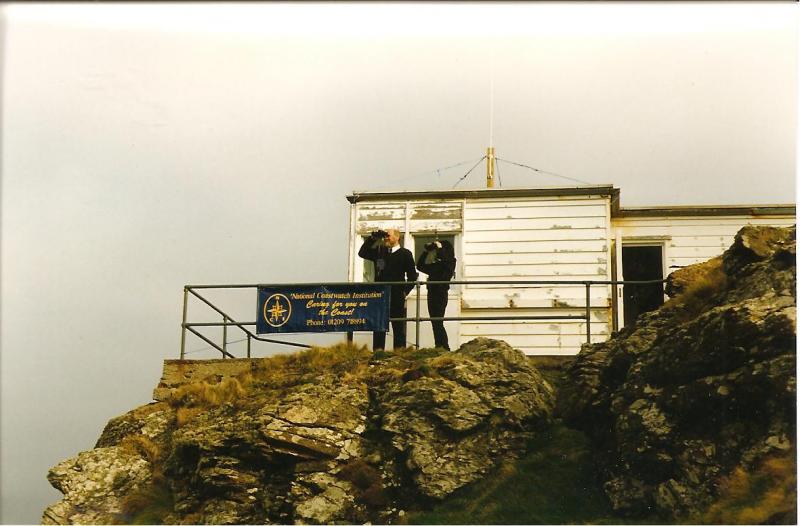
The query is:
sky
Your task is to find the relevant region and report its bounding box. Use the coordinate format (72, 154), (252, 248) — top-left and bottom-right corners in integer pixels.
(0, 2), (797, 523)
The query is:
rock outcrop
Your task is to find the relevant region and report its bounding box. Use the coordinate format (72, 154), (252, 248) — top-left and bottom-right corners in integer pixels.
(559, 225), (796, 520)
(43, 339), (555, 524)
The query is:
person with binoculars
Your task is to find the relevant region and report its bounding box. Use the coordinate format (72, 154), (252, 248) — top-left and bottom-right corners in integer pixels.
(416, 239), (457, 350)
(358, 228), (418, 350)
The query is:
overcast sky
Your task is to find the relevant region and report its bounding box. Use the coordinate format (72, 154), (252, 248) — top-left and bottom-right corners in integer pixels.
(1, 3), (797, 523)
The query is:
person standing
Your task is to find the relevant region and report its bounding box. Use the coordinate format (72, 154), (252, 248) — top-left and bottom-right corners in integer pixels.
(358, 228), (418, 350)
(416, 239), (456, 350)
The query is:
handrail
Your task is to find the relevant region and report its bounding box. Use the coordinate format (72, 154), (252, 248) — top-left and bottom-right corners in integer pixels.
(180, 278), (667, 359)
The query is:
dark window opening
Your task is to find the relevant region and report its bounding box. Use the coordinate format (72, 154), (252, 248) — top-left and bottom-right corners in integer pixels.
(622, 245), (664, 326)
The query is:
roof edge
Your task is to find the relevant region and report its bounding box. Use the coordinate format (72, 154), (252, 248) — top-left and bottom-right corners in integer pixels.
(346, 185), (617, 203)
(615, 204), (796, 218)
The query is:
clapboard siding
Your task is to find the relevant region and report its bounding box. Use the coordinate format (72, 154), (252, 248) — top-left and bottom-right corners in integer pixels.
(460, 309), (609, 355)
(464, 204), (608, 219)
(465, 230), (607, 243)
(465, 240), (608, 254)
(464, 264), (608, 278)
(467, 217), (607, 231)
(464, 251), (608, 265)
(614, 215), (795, 268)
(460, 195), (611, 355)
(460, 295), (610, 309)
(465, 196), (604, 207)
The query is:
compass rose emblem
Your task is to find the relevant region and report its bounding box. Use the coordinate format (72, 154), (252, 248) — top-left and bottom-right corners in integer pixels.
(264, 293), (291, 327)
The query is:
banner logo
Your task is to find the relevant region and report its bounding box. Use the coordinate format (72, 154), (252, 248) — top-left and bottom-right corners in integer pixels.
(264, 293), (291, 327)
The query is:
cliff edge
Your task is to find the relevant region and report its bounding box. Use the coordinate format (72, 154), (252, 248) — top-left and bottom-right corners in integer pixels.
(42, 339), (555, 524)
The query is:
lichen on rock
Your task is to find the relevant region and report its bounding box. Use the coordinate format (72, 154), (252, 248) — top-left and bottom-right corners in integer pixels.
(559, 225), (797, 521)
(43, 339), (554, 524)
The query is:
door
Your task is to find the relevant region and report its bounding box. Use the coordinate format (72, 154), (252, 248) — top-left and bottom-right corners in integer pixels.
(621, 245), (665, 326)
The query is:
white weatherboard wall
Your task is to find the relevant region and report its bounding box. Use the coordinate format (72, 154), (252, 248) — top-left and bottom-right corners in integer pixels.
(613, 214), (797, 268)
(460, 195), (613, 356)
(346, 189), (795, 357)
(611, 213), (796, 329)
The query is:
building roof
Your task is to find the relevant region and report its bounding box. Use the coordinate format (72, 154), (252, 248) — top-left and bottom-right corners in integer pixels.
(346, 185), (619, 203)
(345, 186), (795, 218)
(615, 204), (796, 218)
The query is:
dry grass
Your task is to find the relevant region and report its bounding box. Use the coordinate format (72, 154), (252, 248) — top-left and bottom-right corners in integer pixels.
(252, 342), (371, 387)
(699, 450), (796, 524)
(117, 481), (175, 525)
(167, 377), (248, 409)
(119, 435), (161, 464)
(175, 406), (203, 427)
(427, 353), (461, 369)
(666, 257), (728, 320)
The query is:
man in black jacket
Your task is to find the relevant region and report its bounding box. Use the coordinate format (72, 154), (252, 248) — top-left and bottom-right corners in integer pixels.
(358, 228), (418, 350)
(416, 239), (456, 350)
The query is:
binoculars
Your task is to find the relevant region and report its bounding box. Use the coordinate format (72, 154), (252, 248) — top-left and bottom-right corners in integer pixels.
(425, 241), (439, 251)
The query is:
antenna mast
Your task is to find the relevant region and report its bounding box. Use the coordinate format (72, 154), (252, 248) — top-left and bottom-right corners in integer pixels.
(486, 79), (495, 188)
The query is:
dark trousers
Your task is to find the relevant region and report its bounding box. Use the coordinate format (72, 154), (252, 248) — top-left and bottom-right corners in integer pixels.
(427, 286), (449, 350)
(373, 287), (407, 350)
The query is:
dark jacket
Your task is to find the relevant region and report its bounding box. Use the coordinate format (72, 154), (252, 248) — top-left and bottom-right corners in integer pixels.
(358, 238), (418, 295)
(416, 242), (456, 292)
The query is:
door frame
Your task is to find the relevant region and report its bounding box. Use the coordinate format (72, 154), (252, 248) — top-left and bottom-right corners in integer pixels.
(615, 235), (669, 329)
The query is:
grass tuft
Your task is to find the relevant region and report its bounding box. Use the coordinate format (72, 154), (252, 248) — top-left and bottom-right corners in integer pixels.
(117, 481), (175, 525)
(168, 377), (247, 409)
(698, 449), (796, 524)
(175, 406), (202, 427)
(252, 342), (371, 388)
(666, 257), (728, 320)
(119, 435), (161, 464)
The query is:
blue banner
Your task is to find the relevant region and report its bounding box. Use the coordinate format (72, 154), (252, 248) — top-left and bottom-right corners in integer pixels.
(257, 284), (390, 334)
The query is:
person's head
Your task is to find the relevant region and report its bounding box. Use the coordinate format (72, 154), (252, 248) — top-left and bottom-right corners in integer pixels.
(385, 228), (401, 247)
(439, 239), (454, 258)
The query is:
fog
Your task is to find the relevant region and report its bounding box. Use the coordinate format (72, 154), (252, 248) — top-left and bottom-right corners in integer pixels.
(1, 3), (796, 523)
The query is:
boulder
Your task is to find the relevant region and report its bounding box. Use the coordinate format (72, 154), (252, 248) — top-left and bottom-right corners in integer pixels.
(43, 339), (555, 524)
(559, 225), (796, 520)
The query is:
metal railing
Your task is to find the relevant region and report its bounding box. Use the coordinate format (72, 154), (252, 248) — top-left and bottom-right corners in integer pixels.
(180, 279), (666, 359)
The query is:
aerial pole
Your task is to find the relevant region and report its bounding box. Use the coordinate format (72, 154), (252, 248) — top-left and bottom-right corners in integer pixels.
(486, 79), (495, 188)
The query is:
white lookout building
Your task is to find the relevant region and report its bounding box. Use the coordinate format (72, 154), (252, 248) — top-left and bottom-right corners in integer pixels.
(345, 185), (795, 355)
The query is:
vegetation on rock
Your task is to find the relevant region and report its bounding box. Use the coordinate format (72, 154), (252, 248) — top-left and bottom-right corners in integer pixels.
(43, 339), (555, 524)
(559, 225), (796, 522)
(42, 225), (796, 524)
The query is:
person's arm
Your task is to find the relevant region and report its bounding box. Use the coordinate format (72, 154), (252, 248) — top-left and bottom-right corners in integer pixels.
(443, 254), (457, 279)
(416, 250), (433, 274)
(405, 250), (419, 295)
(358, 236), (380, 261)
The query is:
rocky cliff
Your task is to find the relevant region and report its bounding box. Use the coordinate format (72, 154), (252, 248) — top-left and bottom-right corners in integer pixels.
(559, 225), (796, 522)
(42, 225), (796, 525)
(43, 339), (555, 524)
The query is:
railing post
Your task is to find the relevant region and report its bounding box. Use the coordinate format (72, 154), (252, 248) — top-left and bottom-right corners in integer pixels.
(585, 282), (591, 344)
(247, 334), (251, 358)
(222, 314), (228, 359)
(180, 287), (188, 360)
(415, 281), (421, 349)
